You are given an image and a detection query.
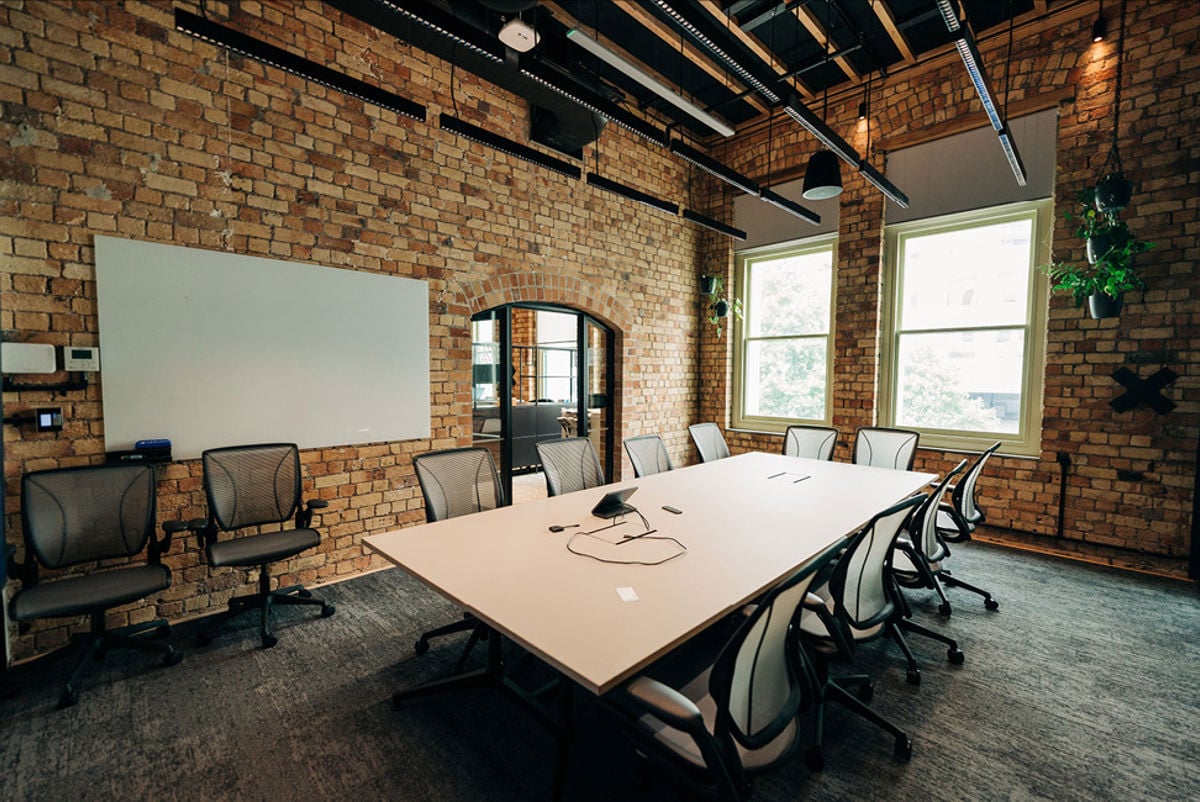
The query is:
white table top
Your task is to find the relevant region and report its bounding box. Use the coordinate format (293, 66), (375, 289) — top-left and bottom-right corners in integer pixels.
(365, 452), (935, 695)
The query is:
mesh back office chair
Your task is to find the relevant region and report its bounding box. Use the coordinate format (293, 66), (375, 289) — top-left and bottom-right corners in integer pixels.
(929, 442), (1002, 611)
(801, 492), (963, 686)
(411, 447), (503, 668)
(608, 544), (841, 802)
(537, 437), (605, 496)
(8, 464), (182, 707)
(782, 425), (838, 461)
(197, 444), (334, 648)
(798, 496), (923, 768)
(689, 422), (730, 463)
(852, 427), (920, 470)
(625, 434), (673, 478)
(892, 460), (969, 615)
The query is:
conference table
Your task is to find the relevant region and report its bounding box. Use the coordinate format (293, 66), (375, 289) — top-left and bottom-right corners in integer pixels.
(364, 451), (935, 796)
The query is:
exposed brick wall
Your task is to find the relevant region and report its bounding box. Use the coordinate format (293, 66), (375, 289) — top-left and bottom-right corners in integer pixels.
(0, 0), (701, 660)
(722, 1), (1199, 568)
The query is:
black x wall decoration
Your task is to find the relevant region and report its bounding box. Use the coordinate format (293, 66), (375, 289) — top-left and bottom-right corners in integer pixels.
(1110, 367), (1178, 414)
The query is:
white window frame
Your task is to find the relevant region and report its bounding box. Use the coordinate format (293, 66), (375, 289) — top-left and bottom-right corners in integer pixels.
(880, 200), (1051, 456)
(732, 234), (837, 433)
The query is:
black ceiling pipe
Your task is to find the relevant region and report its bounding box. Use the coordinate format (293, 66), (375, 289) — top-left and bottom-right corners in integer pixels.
(324, 0), (606, 155)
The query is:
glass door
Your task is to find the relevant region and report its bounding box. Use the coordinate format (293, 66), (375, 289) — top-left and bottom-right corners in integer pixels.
(472, 304), (613, 503)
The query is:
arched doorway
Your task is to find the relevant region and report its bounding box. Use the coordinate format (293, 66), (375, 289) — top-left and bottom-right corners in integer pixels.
(470, 303), (614, 502)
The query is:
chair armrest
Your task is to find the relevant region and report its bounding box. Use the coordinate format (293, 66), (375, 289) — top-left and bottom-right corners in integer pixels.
(803, 593), (857, 660)
(623, 676), (706, 737)
(157, 517), (206, 557)
(936, 502), (971, 543)
(297, 498), (328, 528)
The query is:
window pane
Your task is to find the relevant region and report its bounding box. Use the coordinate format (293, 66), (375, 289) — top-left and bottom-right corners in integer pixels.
(744, 339), (827, 420)
(894, 330), (1024, 433)
(900, 219), (1032, 331)
(747, 250), (832, 337)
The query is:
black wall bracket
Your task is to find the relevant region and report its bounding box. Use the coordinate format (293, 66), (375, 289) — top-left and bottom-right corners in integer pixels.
(1, 373), (88, 393)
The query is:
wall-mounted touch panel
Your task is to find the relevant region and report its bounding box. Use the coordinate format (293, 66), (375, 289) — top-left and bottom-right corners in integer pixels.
(95, 236), (430, 460)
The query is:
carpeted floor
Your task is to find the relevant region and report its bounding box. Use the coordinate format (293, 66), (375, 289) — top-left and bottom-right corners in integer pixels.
(2, 541), (1198, 801)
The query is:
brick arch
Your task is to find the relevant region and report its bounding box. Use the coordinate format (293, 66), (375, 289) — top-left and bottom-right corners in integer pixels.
(461, 270), (632, 334)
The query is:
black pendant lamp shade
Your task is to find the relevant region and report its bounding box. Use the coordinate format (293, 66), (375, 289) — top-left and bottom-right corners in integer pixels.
(802, 150), (843, 200)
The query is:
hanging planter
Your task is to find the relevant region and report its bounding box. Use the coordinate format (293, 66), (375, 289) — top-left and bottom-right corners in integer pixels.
(1094, 172), (1132, 215)
(702, 275), (742, 338)
(1088, 292), (1123, 319)
(699, 275), (717, 295)
(712, 298), (730, 318)
(1085, 232), (1112, 264)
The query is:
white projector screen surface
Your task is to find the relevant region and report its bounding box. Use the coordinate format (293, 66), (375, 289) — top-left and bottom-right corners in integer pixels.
(95, 236), (430, 459)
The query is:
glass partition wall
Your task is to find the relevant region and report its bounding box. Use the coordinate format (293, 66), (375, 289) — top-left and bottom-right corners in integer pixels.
(470, 304), (614, 503)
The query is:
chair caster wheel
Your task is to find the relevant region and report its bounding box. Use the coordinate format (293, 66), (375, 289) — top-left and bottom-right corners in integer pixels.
(58, 688), (80, 709)
(948, 648), (965, 665)
(805, 747), (824, 771)
(894, 736), (913, 761)
(414, 639), (430, 655)
(164, 650), (183, 667)
(298, 588), (312, 598)
(906, 669), (921, 685)
(938, 601), (952, 616)
(985, 598), (999, 611)
(858, 682), (875, 703)
(262, 634), (278, 649)
(321, 603), (336, 617)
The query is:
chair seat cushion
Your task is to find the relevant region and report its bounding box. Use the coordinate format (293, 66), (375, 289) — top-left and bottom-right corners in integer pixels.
(799, 587), (883, 647)
(10, 564), (171, 621)
(208, 528), (319, 568)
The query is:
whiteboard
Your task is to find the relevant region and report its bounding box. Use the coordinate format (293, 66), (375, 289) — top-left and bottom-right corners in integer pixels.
(95, 236), (430, 459)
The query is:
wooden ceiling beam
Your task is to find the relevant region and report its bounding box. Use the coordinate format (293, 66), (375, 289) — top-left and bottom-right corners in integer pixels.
(696, 0), (815, 100)
(869, 0), (916, 65)
(793, 3), (863, 83)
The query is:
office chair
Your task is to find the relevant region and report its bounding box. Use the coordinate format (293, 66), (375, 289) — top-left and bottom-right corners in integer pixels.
(197, 443), (334, 648)
(782, 425), (838, 461)
(624, 434), (673, 478)
(537, 437), (604, 496)
(892, 459), (982, 615)
(798, 496), (924, 769)
(801, 492), (963, 686)
(852, 426), (920, 470)
(8, 464), (183, 707)
(411, 447), (503, 668)
(929, 442), (1003, 611)
(688, 422), (730, 463)
(607, 543), (842, 802)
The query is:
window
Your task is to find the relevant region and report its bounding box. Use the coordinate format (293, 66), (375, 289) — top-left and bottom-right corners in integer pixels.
(881, 201), (1050, 455)
(733, 235), (835, 432)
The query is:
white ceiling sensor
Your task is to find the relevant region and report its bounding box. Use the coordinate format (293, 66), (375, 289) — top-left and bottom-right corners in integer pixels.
(499, 18), (539, 52)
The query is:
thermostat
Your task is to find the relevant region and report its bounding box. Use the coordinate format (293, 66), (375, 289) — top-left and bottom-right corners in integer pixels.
(35, 408), (63, 432)
(63, 346), (100, 372)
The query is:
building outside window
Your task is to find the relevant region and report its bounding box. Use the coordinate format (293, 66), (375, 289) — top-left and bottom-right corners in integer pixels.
(880, 200), (1050, 455)
(733, 235), (835, 432)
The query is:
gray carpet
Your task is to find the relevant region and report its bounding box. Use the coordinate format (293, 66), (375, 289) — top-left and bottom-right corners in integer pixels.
(2, 541), (1198, 801)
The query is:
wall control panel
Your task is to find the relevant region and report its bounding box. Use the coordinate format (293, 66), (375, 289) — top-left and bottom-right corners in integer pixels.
(63, 346), (100, 372)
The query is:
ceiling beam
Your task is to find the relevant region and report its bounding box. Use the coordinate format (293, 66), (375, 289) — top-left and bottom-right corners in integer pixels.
(696, 0), (815, 99)
(792, 3), (862, 83)
(542, 0), (739, 132)
(868, 0), (915, 65)
(613, 1), (771, 115)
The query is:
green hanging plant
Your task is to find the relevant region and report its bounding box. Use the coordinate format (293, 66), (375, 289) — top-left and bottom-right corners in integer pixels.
(703, 275), (742, 337)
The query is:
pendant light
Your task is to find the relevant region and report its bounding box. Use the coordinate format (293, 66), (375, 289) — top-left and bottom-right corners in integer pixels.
(802, 9), (842, 201)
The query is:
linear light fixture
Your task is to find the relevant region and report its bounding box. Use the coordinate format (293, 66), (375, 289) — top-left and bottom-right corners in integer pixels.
(859, 162), (911, 208)
(652, 0), (781, 104)
(781, 100), (860, 165)
(440, 114), (581, 179)
(682, 209), (747, 240)
(587, 173), (679, 215)
(174, 9), (426, 122)
(758, 188), (821, 225)
(369, 0), (504, 64)
(936, 0), (1027, 186)
(566, 28), (734, 138)
(519, 62), (666, 145)
(669, 139), (760, 196)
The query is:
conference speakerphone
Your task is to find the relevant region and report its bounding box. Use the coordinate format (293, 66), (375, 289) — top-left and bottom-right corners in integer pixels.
(591, 487), (638, 519)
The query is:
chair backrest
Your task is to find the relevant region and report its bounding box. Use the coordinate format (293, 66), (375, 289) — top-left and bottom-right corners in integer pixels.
(852, 427), (920, 471)
(202, 443), (302, 530)
(708, 544), (838, 753)
(688, 423), (730, 463)
(21, 464), (157, 570)
(413, 447), (505, 523)
(953, 441), (1001, 525)
(829, 494), (925, 630)
(624, 435), (673, 478)
(537, 438), (605, 497)
(907, 460), (967, 562)
(782, 425), (838, 461)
